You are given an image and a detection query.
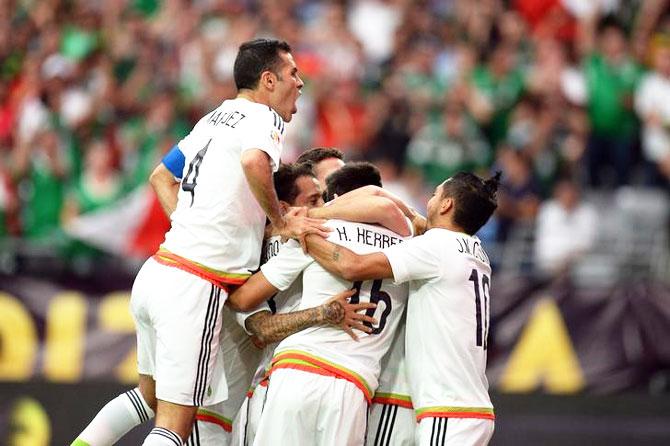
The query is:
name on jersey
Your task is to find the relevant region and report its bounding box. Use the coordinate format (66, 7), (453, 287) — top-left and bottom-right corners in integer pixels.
(265, 239), (280, 262)
(457, 237), (490, 265)
(207, 110), (246, 128)
(335, 226), (403, 249)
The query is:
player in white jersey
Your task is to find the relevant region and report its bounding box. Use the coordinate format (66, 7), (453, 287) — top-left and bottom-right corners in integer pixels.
(70, 39), (337, 446)
(306, 171), (502, 446)
(367, 316), (415, 446)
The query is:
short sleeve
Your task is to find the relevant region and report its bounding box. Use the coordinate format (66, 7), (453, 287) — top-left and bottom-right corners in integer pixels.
(235, 301), (272, 335)
(383, 233), (442, 284)
(240, 109), (284, 172)
(161, 145), (185, 179)
(261, 240), (312, 291)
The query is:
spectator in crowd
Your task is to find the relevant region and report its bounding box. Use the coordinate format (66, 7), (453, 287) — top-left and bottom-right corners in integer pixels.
(0, 0), (668, 276)
(406, 97), (490, 187)
(12, 129), (68, 240)
(471, 41), (526, 146)
(534, 178), (597, 275)
(494, 146), (541, 242)
(635, 34), (670, 185)
(61, 139), (123, 224)
(583, 16), (643, 187)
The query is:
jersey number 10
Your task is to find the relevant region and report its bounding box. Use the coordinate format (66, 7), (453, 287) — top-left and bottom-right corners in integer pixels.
(468, 269), (490, 349)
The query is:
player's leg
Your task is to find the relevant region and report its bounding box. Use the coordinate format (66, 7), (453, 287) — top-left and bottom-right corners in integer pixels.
(366, 403), (415, 446)
(252, 369), (321, 446)
(71, 260), (159, 446)
(142, 263), (228, 444)
(70, 378), (155, 446)
(416, 417), (494, 446)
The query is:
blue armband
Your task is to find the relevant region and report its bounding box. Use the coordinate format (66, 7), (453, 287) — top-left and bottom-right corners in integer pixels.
(162, 145), (185, 179)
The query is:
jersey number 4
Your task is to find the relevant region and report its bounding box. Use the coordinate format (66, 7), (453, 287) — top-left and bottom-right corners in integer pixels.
(350, 279), (391, 335)
(181, 139), (211, 206)
(468, 269), (490, 349)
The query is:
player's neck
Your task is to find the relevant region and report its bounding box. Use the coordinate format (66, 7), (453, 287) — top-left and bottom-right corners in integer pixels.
(237, 89), (271, 108)
(428, 218), (466, 234)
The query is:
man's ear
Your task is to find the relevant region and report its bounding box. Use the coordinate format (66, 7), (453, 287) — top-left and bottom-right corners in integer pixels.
(439, 197), (453, 215)
(279, 200), (290, 213)
(260, 71), (276, 91)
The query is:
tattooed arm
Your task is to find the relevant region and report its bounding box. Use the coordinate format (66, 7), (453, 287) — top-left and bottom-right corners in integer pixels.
(305, 234), (393, 282)
(244, 289), (377, 345)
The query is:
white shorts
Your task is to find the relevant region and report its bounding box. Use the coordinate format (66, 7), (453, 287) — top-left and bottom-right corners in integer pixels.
(366, 402), (415, 446)
(253, 369), (367, 446)
(416, 417), (494, 446)
(131, 258), (228, 406)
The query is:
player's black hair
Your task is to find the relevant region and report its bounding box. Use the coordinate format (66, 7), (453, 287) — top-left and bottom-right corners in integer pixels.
(325, 162), (382, 202)
(274, 162), (316, 205)
(441, 171), (501, 235)
(234, 39), (292, 91)
(296, 147), (345, 165)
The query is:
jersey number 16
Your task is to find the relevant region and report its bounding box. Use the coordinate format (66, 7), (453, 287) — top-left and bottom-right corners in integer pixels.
(350, 280), (392, 335)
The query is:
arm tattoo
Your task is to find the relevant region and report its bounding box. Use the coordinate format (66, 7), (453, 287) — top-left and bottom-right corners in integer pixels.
(333, 245), (341, 262)
(323, 300), (345, 325)
(245, 306), (331, 345)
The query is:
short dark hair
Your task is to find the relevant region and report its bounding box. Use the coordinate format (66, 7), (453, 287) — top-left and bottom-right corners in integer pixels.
(274, 162), (316, 205)
(296, 147), (344, 165)
(234, 39), (292, 91)
(325, 162), (382, 202)
(441, 172), (501, 235)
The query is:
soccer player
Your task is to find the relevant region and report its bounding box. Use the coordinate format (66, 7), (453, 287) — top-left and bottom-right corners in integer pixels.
(295, 147), (345, 190)
(306, 172), (501, 446)
(223, 162), (412, 445)
(74, 38), (333, 446)
(194, 162), (374, 446)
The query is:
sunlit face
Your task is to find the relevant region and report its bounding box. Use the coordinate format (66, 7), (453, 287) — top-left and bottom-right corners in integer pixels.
(292, 175), (324, 208)
(426, 183), (444, 226)
(315, 157), (345, 190)
(270, 51), (304, 122)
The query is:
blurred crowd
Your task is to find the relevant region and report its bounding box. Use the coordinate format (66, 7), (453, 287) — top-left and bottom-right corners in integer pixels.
(2, 0), (670, 276)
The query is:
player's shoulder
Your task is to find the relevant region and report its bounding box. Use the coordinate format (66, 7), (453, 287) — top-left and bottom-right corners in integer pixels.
(235, 100), (285, 134)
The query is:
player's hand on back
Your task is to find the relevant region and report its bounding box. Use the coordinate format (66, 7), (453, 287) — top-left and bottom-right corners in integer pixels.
(322, 289), (377, 341)
(278, 206), (331, 251)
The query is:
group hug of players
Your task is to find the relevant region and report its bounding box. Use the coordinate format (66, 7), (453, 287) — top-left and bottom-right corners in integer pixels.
(70, 39), (499, 446)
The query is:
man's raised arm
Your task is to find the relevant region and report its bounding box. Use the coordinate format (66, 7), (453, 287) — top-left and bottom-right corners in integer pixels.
(305, 234), (394, 282)
(309, 195), (411, 237)
(241, 149), (330, 243)
(311, 185), (426, 236)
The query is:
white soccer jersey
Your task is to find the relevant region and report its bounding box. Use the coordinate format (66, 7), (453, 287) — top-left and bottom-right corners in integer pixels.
(383, 228), (495, 422)
(160, 98), (285, 282)
(261, 219), (410, 402)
